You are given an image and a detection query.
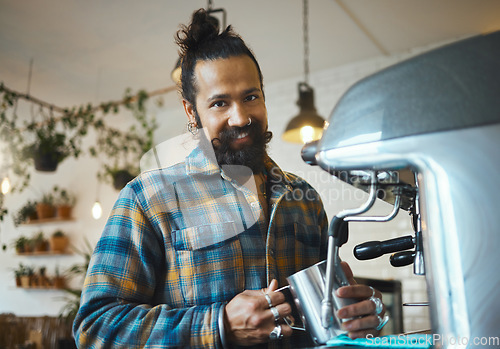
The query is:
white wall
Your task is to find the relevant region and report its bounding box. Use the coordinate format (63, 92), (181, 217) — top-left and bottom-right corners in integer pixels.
(0, 39), (459, 333)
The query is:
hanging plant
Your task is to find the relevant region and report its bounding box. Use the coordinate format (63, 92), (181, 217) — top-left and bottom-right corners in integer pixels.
(90, 89), (157, 190)
(23, 117), (75, 172)
(0, 83), (164, 192)
(0, 86), (93, 190)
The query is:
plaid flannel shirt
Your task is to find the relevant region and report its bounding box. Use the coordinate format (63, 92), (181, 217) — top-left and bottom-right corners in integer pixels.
(73, 146), (328, 348)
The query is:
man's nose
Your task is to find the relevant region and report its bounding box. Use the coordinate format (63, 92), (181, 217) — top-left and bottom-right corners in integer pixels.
(227, 104), (250, 128)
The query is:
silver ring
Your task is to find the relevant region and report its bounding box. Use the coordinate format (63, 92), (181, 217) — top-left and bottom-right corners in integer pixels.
(369, 296), (384, 315)
(269, 324), (283, 340)
(247, 118), (252, 126)
(270, 306), (280, 323)
(375, 314), (390, 331)
(264, 293), (272, 308)
(369, 286), (376, 298)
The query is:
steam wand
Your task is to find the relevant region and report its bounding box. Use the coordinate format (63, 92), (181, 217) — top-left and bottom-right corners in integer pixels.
(321, 171), (378, 328)
(321, 172), (404, 328)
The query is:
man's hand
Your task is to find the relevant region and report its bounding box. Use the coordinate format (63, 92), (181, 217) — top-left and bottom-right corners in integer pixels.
(224, 279), (293, 346)
(336, 261), (387, 339)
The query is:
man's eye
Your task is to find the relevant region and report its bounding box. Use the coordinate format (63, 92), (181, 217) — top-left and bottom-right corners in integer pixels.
(245, 95), (257, 102)
(212, 101), (226, 108)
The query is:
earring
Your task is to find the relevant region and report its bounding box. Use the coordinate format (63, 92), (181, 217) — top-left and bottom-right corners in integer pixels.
(187, 122), (198, 135)
(247, 119), (252, 126)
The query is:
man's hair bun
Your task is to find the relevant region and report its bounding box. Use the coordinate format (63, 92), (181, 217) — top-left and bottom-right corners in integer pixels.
(176, 9), (222, 56)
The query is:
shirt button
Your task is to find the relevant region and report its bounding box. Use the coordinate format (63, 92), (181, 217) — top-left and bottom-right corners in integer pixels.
(270, 249), (275, 257)
(251, 201), (259, 208)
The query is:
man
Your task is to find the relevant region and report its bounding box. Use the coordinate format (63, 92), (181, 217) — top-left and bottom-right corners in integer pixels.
(73, 9), (386, 348)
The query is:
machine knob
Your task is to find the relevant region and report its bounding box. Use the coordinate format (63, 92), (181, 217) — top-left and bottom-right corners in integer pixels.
(301, 140), (319, 165)
(390, 251), (416, 267)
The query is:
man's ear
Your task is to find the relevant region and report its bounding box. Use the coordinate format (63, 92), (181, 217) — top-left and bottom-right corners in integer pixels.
(183, 99), (197, 125)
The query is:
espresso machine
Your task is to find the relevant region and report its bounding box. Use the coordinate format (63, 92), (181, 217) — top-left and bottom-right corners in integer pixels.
(299, 31), (500, 348)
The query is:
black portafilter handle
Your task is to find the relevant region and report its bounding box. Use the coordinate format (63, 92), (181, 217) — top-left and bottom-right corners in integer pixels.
(390, 251), (416, 267)
(354, 235), (414, 260)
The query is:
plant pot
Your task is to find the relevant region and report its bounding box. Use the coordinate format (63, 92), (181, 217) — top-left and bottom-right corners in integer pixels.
(53, 276), (66, 289)
(34, 240), (49, 252)
(57, 205), (73, 219)
(27, 211), (38, 222)
(31, 275), (40, 287)
(36, 203), (56, 219)
(50, 236), (69, 253)
(20, 275), (31, 288)
(112, 170), (135, 190)
(33, 151), (62, 172)
(15, 276), (21, 287)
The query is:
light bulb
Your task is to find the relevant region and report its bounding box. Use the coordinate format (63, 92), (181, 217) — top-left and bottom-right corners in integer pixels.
(1, 177), (11, 194)
(300, 126), (314, 144)
(92, 201), (102, 220)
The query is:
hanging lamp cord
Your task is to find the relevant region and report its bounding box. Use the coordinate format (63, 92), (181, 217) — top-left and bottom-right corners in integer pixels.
(303, 0), (309, 85)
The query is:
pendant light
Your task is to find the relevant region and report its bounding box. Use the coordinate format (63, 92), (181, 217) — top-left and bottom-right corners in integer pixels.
(91, 179), (103, 220)
(170, 0), (227, 85)
(92, 201), (103, 220)
(282, 0), (325, 144)
(1, 177), (10, 195)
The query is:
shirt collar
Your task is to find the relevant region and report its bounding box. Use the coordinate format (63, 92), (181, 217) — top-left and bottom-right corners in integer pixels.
(184, 144), (296, 188)
(185, 144), (220, 176)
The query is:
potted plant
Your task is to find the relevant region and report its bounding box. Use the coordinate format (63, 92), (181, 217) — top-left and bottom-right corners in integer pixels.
(22, 117), (76, 172)
(105, 165), (138, 190)
(90, 89), (157, 190)
(32, 231), (49, 252)
(12, 263), (28, 287)
(53, 186), (76, 219)
(36, 192), (55, 219)
(53, 265), (66, 289)
(20, 265), (34, 288)
(50, 230), (69, 253)
(38, 266), (51, 287)
(13, 200), (38, 225)
(12, 235), (30, 253)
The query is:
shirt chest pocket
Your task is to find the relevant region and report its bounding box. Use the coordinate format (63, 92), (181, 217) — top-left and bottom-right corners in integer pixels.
(294, 222), (323, 269)
(172, 222), (244, 306)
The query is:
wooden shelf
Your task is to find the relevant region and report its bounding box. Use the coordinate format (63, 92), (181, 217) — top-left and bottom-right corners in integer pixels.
(14, 286), (66, 291)
(16, 251), (71, 257)
(20, 217), (75, 225)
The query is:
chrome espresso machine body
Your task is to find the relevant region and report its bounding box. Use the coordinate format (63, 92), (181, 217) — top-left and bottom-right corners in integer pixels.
(304, 31), (500, 347)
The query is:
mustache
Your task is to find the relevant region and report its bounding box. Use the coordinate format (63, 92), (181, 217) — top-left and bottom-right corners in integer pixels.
(211, 123), (257, 149)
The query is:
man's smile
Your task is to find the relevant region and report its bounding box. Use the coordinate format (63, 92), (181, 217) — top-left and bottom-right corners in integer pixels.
(235, 131), (249, 139)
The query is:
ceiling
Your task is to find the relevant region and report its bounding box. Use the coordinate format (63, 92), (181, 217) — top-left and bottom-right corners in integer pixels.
(1, 0), (500, 111)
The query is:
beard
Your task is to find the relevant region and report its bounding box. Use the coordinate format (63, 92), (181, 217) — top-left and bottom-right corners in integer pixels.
(209, 120), (273, 174)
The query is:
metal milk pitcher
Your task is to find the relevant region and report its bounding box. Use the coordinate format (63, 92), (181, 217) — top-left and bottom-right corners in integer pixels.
(286, 260), (357, 344)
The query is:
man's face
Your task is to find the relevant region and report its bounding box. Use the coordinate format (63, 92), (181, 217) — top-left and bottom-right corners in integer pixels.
(184, 55), (269, 172)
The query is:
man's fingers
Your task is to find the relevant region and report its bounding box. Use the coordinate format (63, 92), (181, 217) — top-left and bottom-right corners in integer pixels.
(262, 279), (286, 308)
(337, 299), (385, 319)
(337, 284), (380, 299)
(266, 279), (278, 292)
(267, 302), (292, 322)
(340, 261), (356, 284)
(341, 314), (381, 333)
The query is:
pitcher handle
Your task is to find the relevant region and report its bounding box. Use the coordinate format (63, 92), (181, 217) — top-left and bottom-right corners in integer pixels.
(275, 285), (306, 331)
